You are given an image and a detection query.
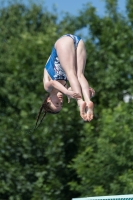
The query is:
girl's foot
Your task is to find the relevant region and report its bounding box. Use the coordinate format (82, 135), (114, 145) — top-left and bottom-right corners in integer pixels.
(85, 101), (94, 121)
(78, 100), (88, 121)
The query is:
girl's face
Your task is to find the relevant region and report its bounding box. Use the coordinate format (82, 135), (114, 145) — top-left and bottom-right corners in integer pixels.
(47, 92), (63, 112)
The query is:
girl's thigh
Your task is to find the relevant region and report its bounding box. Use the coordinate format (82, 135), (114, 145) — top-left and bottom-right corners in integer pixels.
(55, 36), (77, 77)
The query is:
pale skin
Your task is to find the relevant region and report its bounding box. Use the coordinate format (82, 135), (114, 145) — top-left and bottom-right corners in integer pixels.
(43, 36), (94, 121)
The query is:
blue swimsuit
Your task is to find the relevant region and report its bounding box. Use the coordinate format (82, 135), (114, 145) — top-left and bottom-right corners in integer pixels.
(45, 34), (81, 81)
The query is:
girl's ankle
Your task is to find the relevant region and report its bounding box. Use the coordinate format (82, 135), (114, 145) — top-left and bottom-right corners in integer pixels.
(77, 99), (84, 107)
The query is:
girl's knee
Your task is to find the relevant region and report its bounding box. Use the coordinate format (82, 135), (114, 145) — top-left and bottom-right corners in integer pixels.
(67, 69), (77, 78)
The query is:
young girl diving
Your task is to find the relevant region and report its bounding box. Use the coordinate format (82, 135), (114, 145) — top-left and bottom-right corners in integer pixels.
(36, 34), (95, 127)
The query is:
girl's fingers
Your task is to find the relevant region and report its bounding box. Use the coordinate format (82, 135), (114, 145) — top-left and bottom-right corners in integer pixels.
(89, 87), (95, 98)
(68, 97), (70, 103)
(73, 93), (81, 98)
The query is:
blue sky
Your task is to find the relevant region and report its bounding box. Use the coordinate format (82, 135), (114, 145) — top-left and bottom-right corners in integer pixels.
(41, 0), (126, 37)
(2, 0), (126, 18)
(2, 0), (126, 37)
(44, 0), (126, 17)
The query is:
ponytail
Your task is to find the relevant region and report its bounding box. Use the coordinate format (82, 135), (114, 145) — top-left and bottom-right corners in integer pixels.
(35, 94), (59, 129)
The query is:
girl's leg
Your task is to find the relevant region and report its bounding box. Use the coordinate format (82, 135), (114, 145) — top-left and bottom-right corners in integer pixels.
(55, 36), (82, 96)
(76, 39), (94, 121)
(55, 37), (87, 120)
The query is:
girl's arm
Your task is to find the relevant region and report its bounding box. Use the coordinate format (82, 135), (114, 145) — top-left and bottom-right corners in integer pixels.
(44, 79), (82, 100)
(43, 69), (69, 94)
(67, 87), (95, 103)
(44, 79), (68, 94)
(43, 69), (81, 99)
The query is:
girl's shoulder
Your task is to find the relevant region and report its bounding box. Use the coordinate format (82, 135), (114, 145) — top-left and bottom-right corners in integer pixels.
(44, 68), (52, 81)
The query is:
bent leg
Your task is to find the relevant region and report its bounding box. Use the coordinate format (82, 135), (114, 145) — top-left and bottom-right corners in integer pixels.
(55, 36), (88, 120)
(55, 36), (82, 96)
(76, 39), (94, 121)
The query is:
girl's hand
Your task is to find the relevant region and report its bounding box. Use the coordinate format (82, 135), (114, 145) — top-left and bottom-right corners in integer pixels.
(89, 87), (95, 98)
(67, 87), (81, 103)
(66, 90), (81, 102)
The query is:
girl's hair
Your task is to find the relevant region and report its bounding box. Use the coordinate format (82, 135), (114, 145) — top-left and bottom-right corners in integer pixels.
(35, 94), (59, 128)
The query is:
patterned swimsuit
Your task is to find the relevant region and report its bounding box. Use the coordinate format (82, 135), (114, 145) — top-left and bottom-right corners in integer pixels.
(45, 34), (81, 81)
